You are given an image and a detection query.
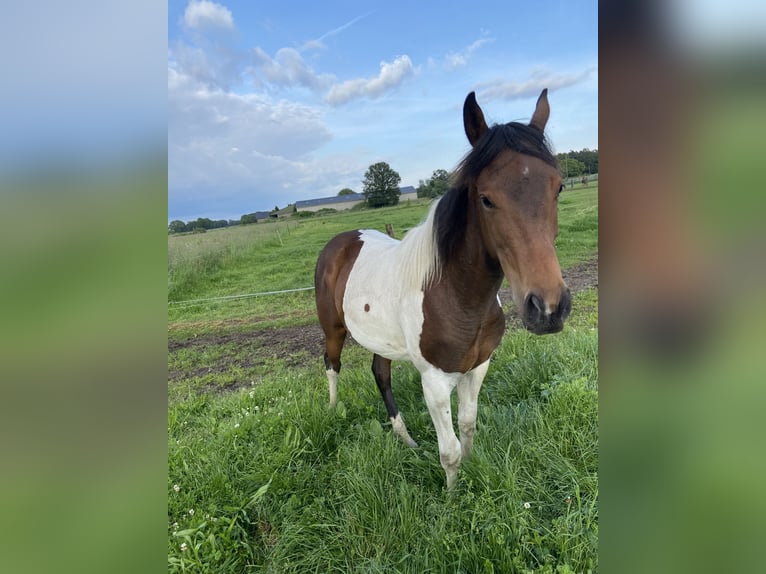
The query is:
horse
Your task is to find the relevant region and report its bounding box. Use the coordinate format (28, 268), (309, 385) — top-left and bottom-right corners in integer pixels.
(314, 89), (571, 489)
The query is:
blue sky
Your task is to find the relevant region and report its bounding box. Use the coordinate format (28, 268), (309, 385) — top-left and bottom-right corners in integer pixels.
(168, 0), (597, 222)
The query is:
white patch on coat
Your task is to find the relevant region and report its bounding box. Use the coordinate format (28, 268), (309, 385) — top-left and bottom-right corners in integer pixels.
(391, 413), (418, 447)
(326, 369), (338, 407)
(343, 230), (426, 361)
(342, 200), (442, 363)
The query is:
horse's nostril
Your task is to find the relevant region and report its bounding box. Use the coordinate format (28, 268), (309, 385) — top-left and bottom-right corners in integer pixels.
(525, 293), (545, 316)
(560, 288), (572, 318)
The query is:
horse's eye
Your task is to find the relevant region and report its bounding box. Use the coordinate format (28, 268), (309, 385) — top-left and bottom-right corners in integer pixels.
(480, 194), (494, 209)
(557, 184), (564, 197)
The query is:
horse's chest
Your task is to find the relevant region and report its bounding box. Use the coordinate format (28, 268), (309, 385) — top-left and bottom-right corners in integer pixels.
(419, 294), (505, 373)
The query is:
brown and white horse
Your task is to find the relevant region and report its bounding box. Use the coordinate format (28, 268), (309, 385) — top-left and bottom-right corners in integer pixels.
(314, 90), (571, 489)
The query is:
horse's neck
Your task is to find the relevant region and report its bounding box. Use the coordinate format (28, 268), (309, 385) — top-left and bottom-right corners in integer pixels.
(439, 206), (504, 306)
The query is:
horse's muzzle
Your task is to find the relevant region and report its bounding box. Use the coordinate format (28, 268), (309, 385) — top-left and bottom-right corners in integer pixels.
(522, 288), (572, 335)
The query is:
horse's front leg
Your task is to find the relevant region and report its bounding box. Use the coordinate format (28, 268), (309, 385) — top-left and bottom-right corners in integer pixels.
(457, 360), (490, 460)
(421, 369), (462, 490)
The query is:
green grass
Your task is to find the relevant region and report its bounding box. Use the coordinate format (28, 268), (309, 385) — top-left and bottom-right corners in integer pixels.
(168, 187), (598, 572)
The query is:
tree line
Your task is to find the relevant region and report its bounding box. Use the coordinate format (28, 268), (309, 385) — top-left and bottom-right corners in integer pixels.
(169, 150), (597, 233)
(168, 217), (237, 234)
(557, 148), (598, 178)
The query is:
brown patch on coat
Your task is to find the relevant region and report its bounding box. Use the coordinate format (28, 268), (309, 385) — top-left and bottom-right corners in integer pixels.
(420, 286), (506, 373)
(314, 231), (364, 371)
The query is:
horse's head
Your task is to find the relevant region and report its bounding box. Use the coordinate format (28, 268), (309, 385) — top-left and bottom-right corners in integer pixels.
(462, 90), (571, 334)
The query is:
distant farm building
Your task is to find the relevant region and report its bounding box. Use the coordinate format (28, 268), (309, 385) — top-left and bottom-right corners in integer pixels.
(295, 186), (418, 213)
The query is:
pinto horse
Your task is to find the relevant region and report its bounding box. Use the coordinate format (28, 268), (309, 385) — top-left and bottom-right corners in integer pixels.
(314, 89), (571, 489)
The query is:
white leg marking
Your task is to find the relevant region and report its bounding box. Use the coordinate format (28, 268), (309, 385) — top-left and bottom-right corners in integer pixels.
(326, 369), (338, 407)
(421, 370), (461, 490)
(457, 360), (490, 460)
(391, 412), (418, 448)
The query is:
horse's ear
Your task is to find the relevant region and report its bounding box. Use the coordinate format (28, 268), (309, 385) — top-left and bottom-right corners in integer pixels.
(463, 91), (488, 146)
(529, 88), (550, 132)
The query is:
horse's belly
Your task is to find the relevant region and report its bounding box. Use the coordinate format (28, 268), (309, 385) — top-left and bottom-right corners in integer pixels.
(343, 288), (421, 361)
(344, 312), (410, 361)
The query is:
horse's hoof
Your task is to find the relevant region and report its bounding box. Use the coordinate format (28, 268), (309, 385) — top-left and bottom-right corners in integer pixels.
(404, 437), (419, 448)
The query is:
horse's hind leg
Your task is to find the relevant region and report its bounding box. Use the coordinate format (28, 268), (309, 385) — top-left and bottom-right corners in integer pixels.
(323, 326), (346, 408)
(371, 354), (418, 448)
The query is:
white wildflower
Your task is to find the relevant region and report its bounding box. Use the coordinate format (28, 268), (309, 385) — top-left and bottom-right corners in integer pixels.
(234, 423), (240, 429)
(173, 484), (180, 493)
(249, 390), (255, 398)
(180, 542), (188, 552)
(189, 509), (194, 516)
(523, 502), (531, 509)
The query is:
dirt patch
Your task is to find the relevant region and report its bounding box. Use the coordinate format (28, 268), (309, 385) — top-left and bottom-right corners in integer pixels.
(168, 324), (327, 384)
(169, 257), (597, 384)
(562, 257), (599, 293)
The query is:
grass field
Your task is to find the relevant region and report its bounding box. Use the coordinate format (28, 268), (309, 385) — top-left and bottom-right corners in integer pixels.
(168, 186), (598, 573)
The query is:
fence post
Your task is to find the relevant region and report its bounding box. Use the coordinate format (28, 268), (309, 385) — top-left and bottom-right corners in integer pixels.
(385, 224), (395, 238)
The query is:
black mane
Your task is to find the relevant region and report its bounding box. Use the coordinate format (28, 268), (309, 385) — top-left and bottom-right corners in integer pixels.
(455, 121), (557, 186)
(433, 122), (557, 266)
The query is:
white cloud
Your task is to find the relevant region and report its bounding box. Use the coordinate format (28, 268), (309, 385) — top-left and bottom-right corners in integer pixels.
(301, 39), (326, 52)
(444, 36), (494, 70)
(169, 67), (331, 168)
(325, 55), (414, 106)
(170, 40), (242, 90)
(168, 67), (367, 217)
(477, 67), (595, 101)
(251, 47), (335, 91)
(184, 0), (234, 30)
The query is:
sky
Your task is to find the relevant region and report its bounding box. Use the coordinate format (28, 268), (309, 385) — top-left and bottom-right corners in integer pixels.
(168, 0), (598, 222)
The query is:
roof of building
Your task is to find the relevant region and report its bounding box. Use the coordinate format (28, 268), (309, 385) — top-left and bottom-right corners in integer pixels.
(295, 193), (365, 208)
(295, 186), (416, 208)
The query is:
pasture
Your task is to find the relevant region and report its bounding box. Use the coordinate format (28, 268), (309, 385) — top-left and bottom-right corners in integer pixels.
(168, 186), (598, 573)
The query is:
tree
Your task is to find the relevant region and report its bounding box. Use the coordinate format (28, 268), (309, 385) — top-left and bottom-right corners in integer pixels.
(240, 213), (258, 225)
(338, 188), (355, 196)
(168, 220), (187, 234)
(417, 169), (451, 198)
(362, 162), (401, 208)
(558, 149), (598, 175)
(558, 157), (586, 178)
(187, 217), (214, 231)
